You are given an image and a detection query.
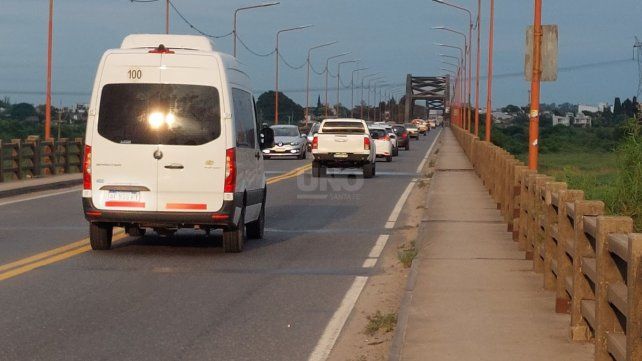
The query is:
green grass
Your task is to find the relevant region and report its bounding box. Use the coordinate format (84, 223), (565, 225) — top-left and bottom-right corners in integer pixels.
(397, 241), (418, 268)
(364, 311), (397, 336)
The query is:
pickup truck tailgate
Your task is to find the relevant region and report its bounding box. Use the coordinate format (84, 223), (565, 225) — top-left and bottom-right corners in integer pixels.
(317, 134), (366, 154)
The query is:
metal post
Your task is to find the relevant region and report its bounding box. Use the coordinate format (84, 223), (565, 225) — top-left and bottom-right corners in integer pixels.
(475, 0), (481, 136)
(233, 2), (280, 58)
(166, 0), (169, 34)
(274, 25), (312, 124)
(528, 0), (542, 170)
(485, 0), (495, 142)
(336, 60), (357, 117)
(305, 41), (337, 122)
(45, 0), (53, 140)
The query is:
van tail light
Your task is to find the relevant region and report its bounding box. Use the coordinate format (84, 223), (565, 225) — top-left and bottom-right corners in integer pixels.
(149, 45), (175, 54)
(83, 145), (92, 190)
(312, 136), (319, 150)
(224, 148), (236, 193)
(402, 132), (408, 139)
(384, 135), (390, 141)
(364, 137), (371, 150)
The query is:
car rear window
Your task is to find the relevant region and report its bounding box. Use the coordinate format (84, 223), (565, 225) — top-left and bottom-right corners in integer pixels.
(272, 127), (300, 137)
(321, 121), (365, 134)
(98, 83), (221, 146)
(370, 129), (387, 139)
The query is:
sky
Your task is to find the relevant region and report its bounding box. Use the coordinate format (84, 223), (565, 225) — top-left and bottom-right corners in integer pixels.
(1, 0), (641, 109)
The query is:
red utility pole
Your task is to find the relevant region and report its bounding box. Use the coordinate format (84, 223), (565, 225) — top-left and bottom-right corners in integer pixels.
(474, 0), (481, 137)
(45, 0), (53, 140)
(484, 0), (495, 142)
(528, 0), (543, 170)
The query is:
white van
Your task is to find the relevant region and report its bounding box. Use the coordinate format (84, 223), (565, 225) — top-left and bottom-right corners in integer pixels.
(82, 34), (274, 253)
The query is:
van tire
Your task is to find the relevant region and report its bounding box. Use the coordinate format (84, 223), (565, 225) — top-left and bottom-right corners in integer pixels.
(386, 155), (393, 162)
(246, 195), (265, 240)
(90, 223), (113, 250)
(393, 147), (399, 157)
(223, 210), (245, 253)
(405, 143), (410, 151)
(363, 163), (375, 179)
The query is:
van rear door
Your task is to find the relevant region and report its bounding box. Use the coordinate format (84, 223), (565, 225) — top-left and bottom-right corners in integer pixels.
(155, 54), (225, 213)
(91, 54), (161, 212)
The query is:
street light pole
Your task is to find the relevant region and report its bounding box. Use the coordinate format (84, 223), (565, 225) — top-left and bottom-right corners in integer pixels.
(485, 0), (495, 142)
(475, 0), (481, 136)
(45, 0), (53, 140)
(324, 52), (351, 117)
(336, 60), (358, 117)
(350, 67), (368, 117)
(275, 25), (312, 125)
(360, 73), (380, 119)
(233, 2), (280, 58)
(433, 26), (468, 126)
(305, 41), (337, 122)
(528, 0), (543, 170)
(166, 0), (169, 34)
(436, 43), (465, 127)
(433, 0), (473, 132)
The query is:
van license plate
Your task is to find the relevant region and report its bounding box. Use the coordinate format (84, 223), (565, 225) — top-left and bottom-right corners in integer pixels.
(334, 153), (348, 158)
(107, 191), (140, 202)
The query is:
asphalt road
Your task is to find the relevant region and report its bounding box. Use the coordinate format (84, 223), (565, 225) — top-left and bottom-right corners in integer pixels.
(0, 130), (440, 361)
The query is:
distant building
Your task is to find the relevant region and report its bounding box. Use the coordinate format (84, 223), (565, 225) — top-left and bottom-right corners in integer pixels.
(552, 115), (570, 126)
(578, 104), (599, 114)
(492, 111), (512, 125)
(574, 112), (592, 127)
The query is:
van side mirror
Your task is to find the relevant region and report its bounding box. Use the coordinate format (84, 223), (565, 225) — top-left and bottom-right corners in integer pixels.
(259, 127), (275, 149)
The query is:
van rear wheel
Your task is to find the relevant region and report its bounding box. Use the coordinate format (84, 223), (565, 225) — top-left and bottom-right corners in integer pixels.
(90, 223), (113, 250)
(223, 210), (245, 253)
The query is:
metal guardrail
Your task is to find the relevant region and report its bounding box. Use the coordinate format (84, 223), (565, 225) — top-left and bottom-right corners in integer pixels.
(451, 126), (641, 361)
(0, 137), (83, 182)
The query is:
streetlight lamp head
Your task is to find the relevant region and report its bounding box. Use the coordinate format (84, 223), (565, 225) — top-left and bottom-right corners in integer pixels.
(431, 26), (446, 30)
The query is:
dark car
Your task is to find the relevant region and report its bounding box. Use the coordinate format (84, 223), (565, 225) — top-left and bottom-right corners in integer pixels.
(392, 125), (410, 150)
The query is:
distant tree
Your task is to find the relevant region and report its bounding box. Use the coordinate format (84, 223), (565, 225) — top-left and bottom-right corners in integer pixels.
(501, 104), (521, 114)
(623, 98), (635, 117)
(10, 103), (37, 121)
(256, 91), (304, 124)
(614, 97), (623, 115)
(314, 95), (323, 117)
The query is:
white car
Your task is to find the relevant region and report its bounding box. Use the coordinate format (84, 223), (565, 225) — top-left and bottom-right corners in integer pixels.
(383, 125), (399, 156)
(311, 118), (376, 178)
(368, 125), (393, 162)
(82, 34), (274, 253)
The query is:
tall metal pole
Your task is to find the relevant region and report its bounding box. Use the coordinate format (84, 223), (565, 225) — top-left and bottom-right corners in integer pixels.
(350, 67), (368, 117)
(360, 73), (380, 119)
(336, 60), (358, 117)
(474, 0), (481, 136)
(323, 52), (351, 117)
(305, 41), (337, 122)
(233, 2), (280, 58)
(166, 0), (169, 34)
(528, 0), (543, 170)
(45, 0), (53, 140)
(485, 0), (495, 141)
(274, 25), (312, 124)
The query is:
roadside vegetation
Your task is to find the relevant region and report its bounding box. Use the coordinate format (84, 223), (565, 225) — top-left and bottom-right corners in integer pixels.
(397, 241), (418, 268)
(484, 102), (642, 230)
(364, 311), (397, 336)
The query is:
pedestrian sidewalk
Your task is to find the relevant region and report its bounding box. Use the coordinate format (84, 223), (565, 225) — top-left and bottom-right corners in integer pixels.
(0, 173), (81, 198)
(394, 129), (593, 360)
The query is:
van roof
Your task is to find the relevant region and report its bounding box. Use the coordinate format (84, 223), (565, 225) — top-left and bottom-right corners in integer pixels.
(121, 34), (215, 52)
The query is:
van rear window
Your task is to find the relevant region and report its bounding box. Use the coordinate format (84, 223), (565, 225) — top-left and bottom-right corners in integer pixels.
(98, 84), (221, 146)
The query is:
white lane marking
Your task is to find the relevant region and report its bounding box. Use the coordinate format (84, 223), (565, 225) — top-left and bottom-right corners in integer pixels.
(385, 179), (417, 229)
(368, 235), (389, 258)
(307, 276), (369, 361)
(362, 258), (378, 268)
(416, 128), (443, 173)
(0, 187), (81, 207)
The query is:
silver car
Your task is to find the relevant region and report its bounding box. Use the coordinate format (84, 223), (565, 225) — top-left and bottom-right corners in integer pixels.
(263, 125), (307, 159)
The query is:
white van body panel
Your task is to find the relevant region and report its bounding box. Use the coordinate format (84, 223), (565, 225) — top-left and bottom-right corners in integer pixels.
(85, 35), (264, 224)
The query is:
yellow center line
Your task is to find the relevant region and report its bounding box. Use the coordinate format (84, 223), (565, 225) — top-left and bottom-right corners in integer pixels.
(0, 233), (128, 282)
(0, 162), (311, 282)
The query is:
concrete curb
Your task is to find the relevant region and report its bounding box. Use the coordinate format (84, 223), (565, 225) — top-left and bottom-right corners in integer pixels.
(0, 175), (82, 199)
(388, 128), (444, 361)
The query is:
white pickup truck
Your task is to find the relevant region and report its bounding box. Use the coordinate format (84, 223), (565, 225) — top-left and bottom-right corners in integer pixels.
(311, 119), (376, 178)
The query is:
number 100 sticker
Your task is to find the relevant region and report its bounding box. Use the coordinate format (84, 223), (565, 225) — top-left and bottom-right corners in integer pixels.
(128, 68), (142, 80)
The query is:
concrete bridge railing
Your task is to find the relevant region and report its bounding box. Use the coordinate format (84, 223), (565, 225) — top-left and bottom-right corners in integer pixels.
(0, 137), (83, 182)
(451, 126), (641, 361)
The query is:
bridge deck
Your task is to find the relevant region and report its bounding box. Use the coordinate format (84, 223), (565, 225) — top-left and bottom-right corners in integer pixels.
(396, 129), (594, 361)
